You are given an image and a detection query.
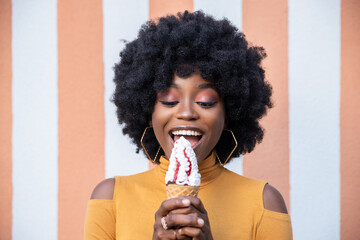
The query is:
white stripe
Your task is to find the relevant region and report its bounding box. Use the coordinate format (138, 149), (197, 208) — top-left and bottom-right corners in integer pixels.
(194, 0), (243, 175)
(289, 1), (340, 239)
(12, 0), (58, 239)
(103, 0), (149, 177)
(194, 0), (242, 31)
(223, 155), (243, 175)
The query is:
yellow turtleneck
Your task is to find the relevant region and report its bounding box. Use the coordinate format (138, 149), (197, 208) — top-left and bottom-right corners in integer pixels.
(85, 152), (292, 239)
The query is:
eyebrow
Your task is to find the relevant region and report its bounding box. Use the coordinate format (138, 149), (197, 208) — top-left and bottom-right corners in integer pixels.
(169, 83), (215, 89)
(198, 83), (215, 89)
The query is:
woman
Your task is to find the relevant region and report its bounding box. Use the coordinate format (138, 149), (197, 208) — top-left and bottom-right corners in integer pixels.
(85, 11), (292, 239)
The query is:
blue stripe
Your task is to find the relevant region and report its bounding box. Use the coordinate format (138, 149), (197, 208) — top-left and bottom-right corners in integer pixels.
(12, 0), (58, 239)
(103, 0), (149, 177)
(194, 0), (242, 31)
(289, 0), (340, 239)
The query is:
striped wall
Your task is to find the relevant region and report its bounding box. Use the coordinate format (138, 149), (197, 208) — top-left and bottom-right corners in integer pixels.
(103, 0), (149, 178)
(289, 1), (341, 239)
(0, 0), (359, 239)
(242, 0), (290, 211)
(340, 0), (360, 239)
(0, 1), (12, 239)
(57, 1), (105, 238)
(11, 1), (58, 239)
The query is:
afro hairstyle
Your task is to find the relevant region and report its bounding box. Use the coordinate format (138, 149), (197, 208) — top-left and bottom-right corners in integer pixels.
(112, 10), (272, 164)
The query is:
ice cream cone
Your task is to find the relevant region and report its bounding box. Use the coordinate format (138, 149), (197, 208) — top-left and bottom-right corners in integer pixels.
(165, 137), (201, 199)
(166, 184), (199, 199)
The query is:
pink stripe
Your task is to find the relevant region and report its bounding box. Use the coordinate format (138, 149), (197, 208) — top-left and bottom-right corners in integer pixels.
(58, 0), (105, 239)
(242, 0), (290, 209)
(0, 0), (13, 239)
(341, 0), (360, 238)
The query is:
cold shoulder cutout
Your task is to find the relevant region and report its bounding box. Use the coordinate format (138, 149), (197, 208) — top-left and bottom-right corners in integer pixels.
(263, 183), (288, 214)
(90, 178), (115, 200)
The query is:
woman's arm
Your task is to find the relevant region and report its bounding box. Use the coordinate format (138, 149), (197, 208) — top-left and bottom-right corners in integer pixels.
(90, 178), (115, 200)
(257, 184), (293, 240)
(263, 183), (288, 214)
(84, 178), (116, 240)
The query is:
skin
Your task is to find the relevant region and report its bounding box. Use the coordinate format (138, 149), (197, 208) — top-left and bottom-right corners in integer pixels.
(151, 73), (225, 163)
(153, 197), (212, 240)
(151, 73), (222, 239)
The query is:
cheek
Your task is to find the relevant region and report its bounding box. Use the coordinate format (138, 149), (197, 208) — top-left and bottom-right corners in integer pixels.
(212, 114), (225, 136)
(151, 104), (171, 143)
(151, 105), (164, 132)
(215, 106), (226, 132)
(202, 104), (225, 138)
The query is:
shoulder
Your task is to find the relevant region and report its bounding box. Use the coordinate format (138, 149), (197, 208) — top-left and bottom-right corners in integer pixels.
(222, 168), (265, 188)
(221, 171), (288, 213)
(263, 183), (288, 214)
(90, 178), (115, 200)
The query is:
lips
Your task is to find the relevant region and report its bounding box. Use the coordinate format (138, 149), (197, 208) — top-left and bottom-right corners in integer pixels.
(170, 128), (203, 148)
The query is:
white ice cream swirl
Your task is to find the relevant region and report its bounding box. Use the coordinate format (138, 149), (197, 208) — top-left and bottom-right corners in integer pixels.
(165, 137), (201, 186)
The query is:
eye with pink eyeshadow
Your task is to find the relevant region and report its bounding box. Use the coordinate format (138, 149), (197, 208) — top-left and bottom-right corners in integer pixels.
(195, 89), (220, 108)
(157, 89), (179, 107)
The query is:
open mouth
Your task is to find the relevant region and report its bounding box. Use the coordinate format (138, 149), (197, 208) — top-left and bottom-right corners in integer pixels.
(170, 129), (203, 148)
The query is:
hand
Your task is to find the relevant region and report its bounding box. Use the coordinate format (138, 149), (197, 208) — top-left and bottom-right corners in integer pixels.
(153, 197), (194, 240)
(153, 196), (213, 240)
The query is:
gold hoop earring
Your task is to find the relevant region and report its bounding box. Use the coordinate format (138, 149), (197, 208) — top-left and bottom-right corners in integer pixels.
(215, 129), (238, 166)
(140, 126), (162, 163)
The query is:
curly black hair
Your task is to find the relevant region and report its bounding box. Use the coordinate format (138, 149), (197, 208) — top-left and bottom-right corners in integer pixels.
(112, 10), (272, 164)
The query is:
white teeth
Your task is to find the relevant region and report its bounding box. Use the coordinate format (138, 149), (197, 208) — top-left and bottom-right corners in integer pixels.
(172, 130), (202, 136)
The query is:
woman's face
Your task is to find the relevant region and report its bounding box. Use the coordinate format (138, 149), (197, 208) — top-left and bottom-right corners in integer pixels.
(151, 73), (225, 163)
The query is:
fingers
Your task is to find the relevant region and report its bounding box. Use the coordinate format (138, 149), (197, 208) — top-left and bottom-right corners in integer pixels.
(158, 197), (191, 217)
(164, 214), (204, 229)
(177, 227), (204, 239)
(184, 196), (207, 214)
(157, 196), (206, 218)
(153, 228), (191, 240)
(154, 197), (210, 239)
(168, 204), (197, 215)
(152, 229), (175, 240)
(174, 230), (192, 240)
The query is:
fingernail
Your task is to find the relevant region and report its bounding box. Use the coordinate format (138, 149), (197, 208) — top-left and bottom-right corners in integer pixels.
(182, 199), (190, 205)
(197, 218), (204, 225)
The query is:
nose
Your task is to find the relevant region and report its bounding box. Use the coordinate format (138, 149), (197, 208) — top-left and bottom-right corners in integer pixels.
(175, 101), (199, 121)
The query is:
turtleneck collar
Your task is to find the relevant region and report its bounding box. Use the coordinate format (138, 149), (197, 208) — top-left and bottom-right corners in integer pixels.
(155, 151), (224, 189)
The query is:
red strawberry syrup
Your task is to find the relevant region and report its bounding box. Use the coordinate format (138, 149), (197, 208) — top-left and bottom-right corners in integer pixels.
(172, 149), (192, 182)
(184, 149), (192, 176)
(173, 157), (180, 182)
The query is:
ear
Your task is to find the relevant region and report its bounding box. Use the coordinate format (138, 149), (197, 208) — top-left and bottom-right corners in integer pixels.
(149, 120), (153, 127)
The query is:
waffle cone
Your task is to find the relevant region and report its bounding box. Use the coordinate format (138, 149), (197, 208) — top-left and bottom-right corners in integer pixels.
(166, 184), (199, 199)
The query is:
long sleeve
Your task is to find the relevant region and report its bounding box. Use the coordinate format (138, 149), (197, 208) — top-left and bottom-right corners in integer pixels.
(84, 200), (116, 240)
(256, 209), (293, 240)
